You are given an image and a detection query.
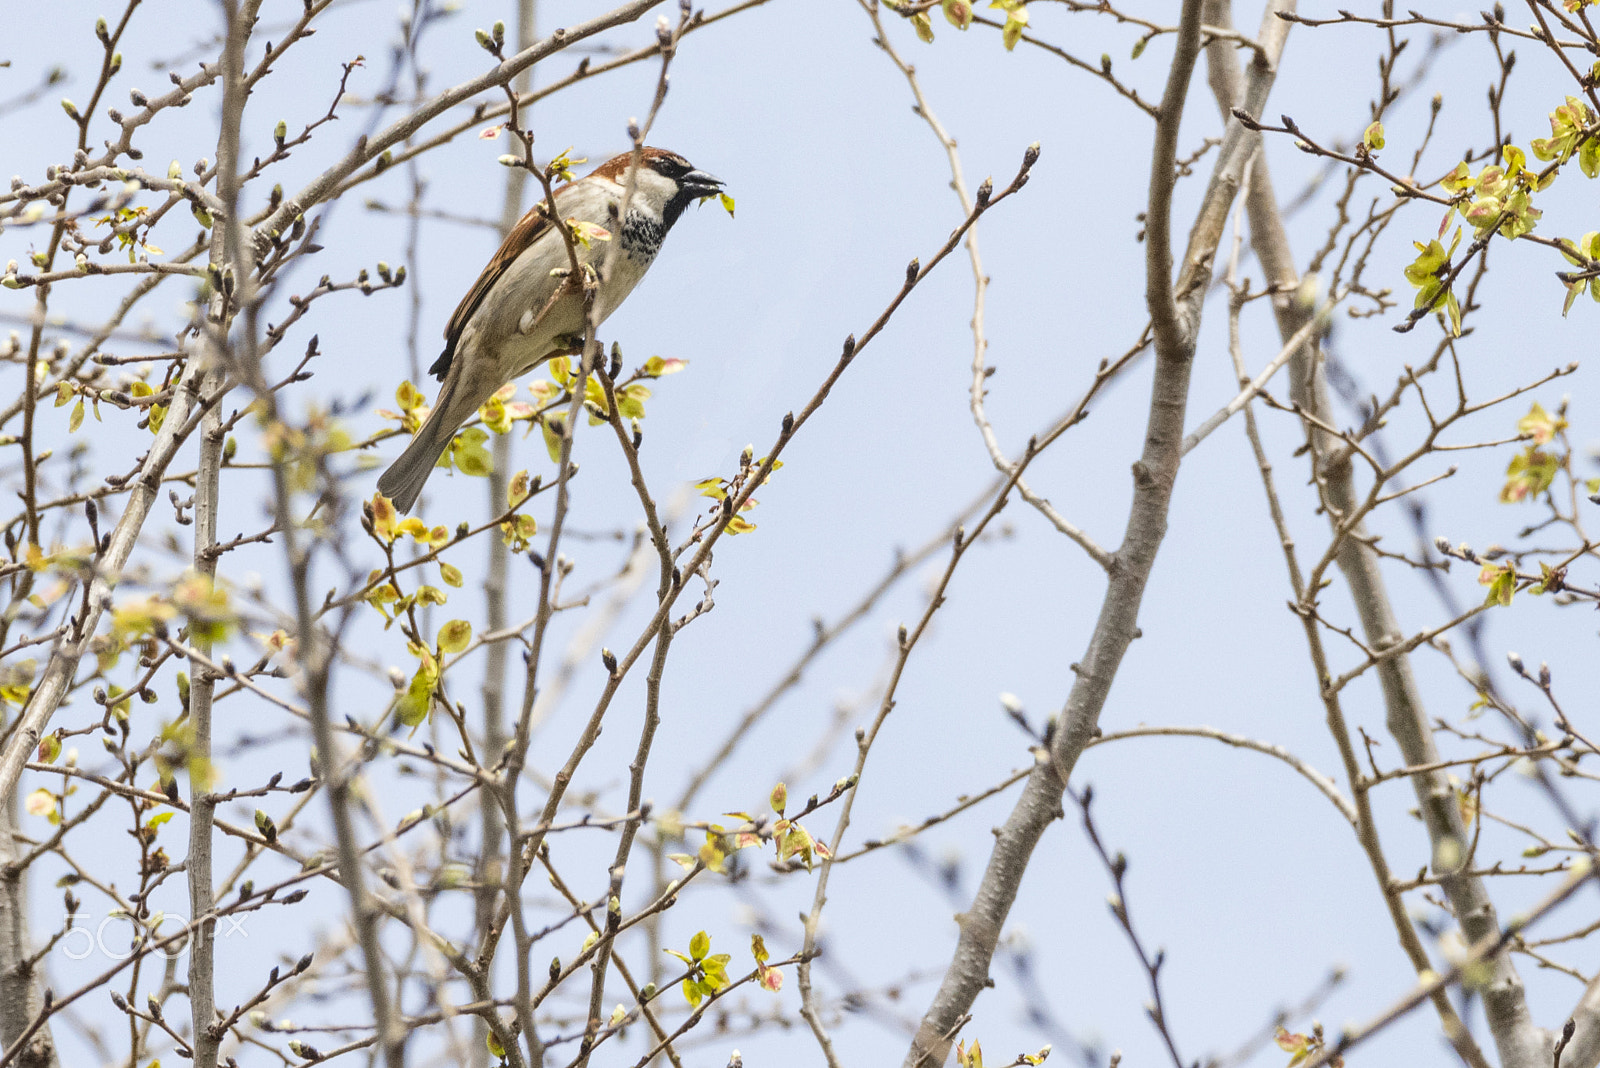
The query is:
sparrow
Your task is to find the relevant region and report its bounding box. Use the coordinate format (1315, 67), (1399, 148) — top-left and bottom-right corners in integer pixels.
(377, 147), (725, 512)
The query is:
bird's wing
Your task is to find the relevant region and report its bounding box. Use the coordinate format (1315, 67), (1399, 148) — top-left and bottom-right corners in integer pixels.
(430, 185), (572, 380)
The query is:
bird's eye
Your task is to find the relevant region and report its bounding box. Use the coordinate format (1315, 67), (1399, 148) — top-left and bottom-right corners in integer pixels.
(652, 156), (691, 179)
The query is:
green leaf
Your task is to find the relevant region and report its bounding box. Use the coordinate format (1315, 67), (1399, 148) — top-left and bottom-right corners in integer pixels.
(541, 415), (567, 464)
(1580, 135), (1600, 179)
(642, 356), (688, 377)
(1484, 567), (1516, 607)
(437, 619), (472, 655)
(941, 0), (973, 28)
(454, 442), (492, 476)
(1000, 4), (1027, 49)
(453, 427), (493, 477)
(395, 663), (436, 727)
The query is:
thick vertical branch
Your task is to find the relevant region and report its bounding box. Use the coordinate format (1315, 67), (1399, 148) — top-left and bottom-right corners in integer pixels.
(0, 793), (56, 1068)
(1143, 0), (1204, 356)
(903, 5), (1289, 1064)
(185, 6), (252, 1058)
(1564, 978), (1600, 1068)
(1201, 6), (1547, 1066)
(216, 0), (407, 1063)
(185, 392), (224, 1068)
(473, 5), (536, 1067)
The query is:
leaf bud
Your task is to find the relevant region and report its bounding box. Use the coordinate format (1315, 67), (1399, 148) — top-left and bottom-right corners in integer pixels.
(255, 809), (278, 843)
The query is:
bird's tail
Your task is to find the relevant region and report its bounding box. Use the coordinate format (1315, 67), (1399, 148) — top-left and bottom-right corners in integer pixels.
(377, 372), (492, 513)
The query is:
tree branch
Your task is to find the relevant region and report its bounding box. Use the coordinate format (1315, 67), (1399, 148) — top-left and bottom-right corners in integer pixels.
(903, 5), (1290, 1063)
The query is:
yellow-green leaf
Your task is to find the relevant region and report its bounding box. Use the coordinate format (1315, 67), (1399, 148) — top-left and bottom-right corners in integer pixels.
(437, 619), (472, 654)
(395, 663), (436, 727)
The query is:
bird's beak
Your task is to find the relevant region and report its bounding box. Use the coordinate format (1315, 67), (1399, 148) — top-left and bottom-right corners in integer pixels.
(682, 169), (725, 199)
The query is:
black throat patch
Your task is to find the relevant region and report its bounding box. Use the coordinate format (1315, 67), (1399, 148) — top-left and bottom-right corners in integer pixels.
(620, 209), (666, 262)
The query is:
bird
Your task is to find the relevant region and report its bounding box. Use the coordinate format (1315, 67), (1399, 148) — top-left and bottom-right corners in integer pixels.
(377, 147), (725, 512)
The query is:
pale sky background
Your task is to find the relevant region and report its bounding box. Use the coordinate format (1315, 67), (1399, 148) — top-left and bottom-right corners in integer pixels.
(3, 2), (1599, 1066)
